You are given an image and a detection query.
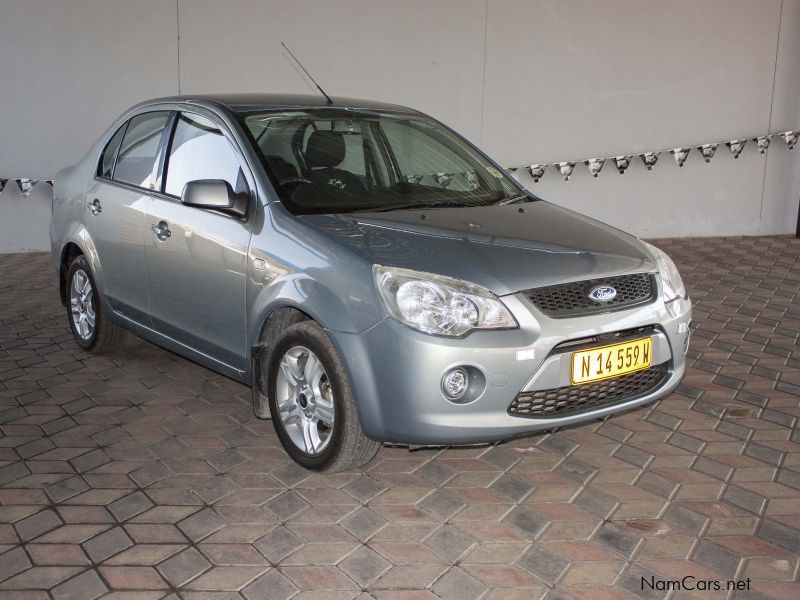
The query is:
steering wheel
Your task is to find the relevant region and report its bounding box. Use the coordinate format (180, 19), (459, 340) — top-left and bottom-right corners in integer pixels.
(278, 176), (312, 194)
(279, 176), (311, 186)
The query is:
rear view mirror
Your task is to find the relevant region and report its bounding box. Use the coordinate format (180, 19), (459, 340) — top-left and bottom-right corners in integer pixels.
(181, 179), (248, 218)
(332, 120), (361, 134)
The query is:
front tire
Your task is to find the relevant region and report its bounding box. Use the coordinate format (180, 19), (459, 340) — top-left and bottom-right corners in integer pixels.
(65, 255), (127, 353)
(267, 321), (380, 472)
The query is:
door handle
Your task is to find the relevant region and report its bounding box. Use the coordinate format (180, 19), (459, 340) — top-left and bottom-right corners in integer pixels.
(151, 220), (172, 241)
(89, 198), (102, 215)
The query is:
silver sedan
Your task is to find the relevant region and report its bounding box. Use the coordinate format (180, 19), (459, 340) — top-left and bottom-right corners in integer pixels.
(51, 94), (691, 471)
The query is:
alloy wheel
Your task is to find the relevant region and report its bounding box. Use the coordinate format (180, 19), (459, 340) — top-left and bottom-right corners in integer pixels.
(275, 346), (335, 455)
(69, 269), (95, 341)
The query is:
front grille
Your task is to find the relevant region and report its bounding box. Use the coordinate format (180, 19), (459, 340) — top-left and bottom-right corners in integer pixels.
(525, 273), (656, 317)
(508, 362), (669, 418)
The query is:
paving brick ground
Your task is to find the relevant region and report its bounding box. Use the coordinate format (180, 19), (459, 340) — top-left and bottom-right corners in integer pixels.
(0, 236), (798, 599)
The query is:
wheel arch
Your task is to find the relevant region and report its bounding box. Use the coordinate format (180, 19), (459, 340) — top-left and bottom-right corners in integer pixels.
(246, 270), (384, 421)
(59, 242), (85, 306)
(56, 223), (104, 307)
(250, 305), (314, 418)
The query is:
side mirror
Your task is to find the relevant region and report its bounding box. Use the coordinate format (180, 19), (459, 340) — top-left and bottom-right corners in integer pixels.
(181, 179), (248, 218)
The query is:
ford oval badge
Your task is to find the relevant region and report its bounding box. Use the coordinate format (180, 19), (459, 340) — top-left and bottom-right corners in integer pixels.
(588, 285), (617, 303)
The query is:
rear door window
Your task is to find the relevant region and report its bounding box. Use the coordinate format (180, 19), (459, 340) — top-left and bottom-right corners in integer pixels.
(113, 112), (170, 189)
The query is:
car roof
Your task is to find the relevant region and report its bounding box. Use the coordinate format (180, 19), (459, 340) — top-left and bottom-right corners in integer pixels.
(137, 94), (419, 115)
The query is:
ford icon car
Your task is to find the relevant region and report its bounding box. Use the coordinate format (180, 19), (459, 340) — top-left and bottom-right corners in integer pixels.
(51, 94), (692, 471)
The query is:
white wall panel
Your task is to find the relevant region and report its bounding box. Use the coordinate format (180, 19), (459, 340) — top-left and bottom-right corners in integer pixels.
(483, 0), (789, 237)
(178, 0), (487, 143)
(0, 0), (798, 251)
(761, 0), (800, 233)
(0, 186), (52, 253)
(0, 0), (179, 179)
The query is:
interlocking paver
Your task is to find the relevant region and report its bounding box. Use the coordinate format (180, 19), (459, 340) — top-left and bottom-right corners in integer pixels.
(757, 519), (800, 554)
(617, 563), (667, 599)
(424, 525), (475, 562)
(103, 544), (184, 566)
(35, 524), (110, 544)
(192, 475), (238, 504)
(14, 509), (62, 542)
(417, 490), (465, 520)
(592, 522), (642, 559)
(27, 544), (89, 566)
(502, 506), (550, 538)
(108, 491), (154, 522)
(573, 487), (618, 518)
(341, 475), (388, 502)
(99, 566), (168, 590)
(44, 476), (90, 504)
(156, 546), (210, 587)
(184, 565), (268, 590)
(253, 526), (304, 563)
(431, 566), (487, 600)
(283, 565), (359, 591)
(200, 543), (270, 566)
(270, 462), (313, 488)
(50, 569), (107, 600)
(0, 566), (83, 590)
(265, 491), (310, 521)
(0, 239), (798, 597)
(176, 507), (224, 542)
(280, 541), (359, 565)
(242, 569), (297, 600)
(124, 523), (187, 544)
(340, 507), (388, 542)
(415, 459), (458, 487)
(463, 541), (528, 564)
(372, 542), (447, 565)
(516, 545), (570, 585)
(82, 527), (133, 563)
(0, 547), (32, 582)
(339, 545), (391, 587)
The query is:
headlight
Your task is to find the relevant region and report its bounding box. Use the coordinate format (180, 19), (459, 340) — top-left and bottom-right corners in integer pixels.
(642, 241), (686, 302)
(373, 265), (517, 336)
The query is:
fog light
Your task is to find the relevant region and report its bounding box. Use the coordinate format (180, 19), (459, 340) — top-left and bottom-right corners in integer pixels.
(442, 368), (469, 400)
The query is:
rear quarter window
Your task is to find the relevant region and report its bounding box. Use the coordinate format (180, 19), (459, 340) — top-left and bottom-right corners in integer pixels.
(97, 124), (127, 178)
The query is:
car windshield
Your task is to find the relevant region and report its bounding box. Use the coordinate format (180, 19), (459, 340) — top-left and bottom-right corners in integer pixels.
(242, 109), (523, 214)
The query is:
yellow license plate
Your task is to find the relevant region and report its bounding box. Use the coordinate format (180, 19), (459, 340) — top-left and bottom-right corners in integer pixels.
(571, 337), (652, 385)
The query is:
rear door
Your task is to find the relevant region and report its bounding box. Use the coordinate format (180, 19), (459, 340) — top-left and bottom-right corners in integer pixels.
(85, 111), (170, 324)
(144, 111), (255, 373)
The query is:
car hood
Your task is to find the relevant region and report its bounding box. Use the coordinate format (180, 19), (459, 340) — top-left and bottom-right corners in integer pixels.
(300, 201), (656, 296)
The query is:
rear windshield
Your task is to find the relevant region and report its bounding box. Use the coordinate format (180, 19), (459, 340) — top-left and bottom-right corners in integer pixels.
(242, 110), (522, 214)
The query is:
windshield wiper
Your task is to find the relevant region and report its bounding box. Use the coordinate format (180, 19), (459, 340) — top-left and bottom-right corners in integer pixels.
(370, 202), (461, 213)
(496, 193), (530, 206)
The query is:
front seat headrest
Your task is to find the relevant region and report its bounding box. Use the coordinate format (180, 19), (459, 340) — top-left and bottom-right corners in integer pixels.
(305, 131), (346, 169)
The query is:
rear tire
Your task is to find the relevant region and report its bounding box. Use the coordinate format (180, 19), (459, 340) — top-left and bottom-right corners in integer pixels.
(267, 321), (380, 472)
(65, 255), (127, 353)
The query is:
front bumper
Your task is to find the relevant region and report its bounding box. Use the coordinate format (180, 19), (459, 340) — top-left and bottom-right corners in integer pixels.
(331, 291), (692, 445)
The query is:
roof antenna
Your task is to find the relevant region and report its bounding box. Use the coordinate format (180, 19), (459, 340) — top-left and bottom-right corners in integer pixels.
(281, 42), (333, 105)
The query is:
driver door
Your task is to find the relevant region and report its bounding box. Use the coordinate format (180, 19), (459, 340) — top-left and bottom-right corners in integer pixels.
(144, 112), (255, 375)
